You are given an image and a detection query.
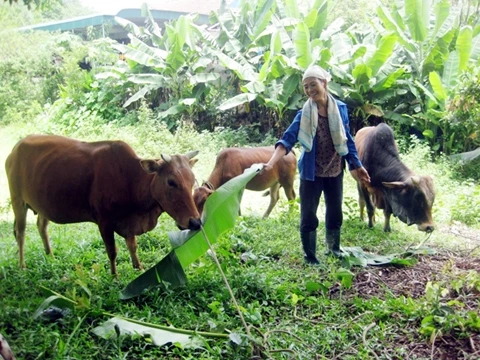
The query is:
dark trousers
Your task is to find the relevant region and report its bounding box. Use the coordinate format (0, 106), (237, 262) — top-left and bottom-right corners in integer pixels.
(299, 171), (344, 233)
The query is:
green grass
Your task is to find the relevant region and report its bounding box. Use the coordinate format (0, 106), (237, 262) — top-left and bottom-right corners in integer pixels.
(0, 122), (479, 359)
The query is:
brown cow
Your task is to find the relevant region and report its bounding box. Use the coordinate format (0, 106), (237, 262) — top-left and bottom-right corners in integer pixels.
(194, 146), (297, 218)
(5, 134), (201, 274)
(354, 123), (435, 232)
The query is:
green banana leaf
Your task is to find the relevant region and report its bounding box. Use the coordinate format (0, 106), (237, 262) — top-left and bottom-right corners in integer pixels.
(120, 164), (262, 300)
(92, 317), (208, 349)
(341, 246), (436, 268)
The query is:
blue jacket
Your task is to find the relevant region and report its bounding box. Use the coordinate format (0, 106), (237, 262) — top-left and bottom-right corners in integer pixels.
(276, 99), (363, 181)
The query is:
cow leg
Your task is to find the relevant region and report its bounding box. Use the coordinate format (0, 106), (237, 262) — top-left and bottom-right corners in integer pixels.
(125, 236), (142, 270)
(37, 215), (53, 257)
(98, 223), (118, 275)
(11, 197), (27, 268)
(359, 185), (375, 227)
(283, 182), (296, 212)
(263, 183), (281, 218)
(383, 204), (392, 232)
(357, 183), (365, 221)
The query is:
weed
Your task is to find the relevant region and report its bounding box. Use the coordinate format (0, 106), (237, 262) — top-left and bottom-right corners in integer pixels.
(0, 122), (479, 359)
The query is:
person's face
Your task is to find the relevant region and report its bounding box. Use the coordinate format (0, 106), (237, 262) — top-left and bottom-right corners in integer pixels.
(302, 77), (327, 104)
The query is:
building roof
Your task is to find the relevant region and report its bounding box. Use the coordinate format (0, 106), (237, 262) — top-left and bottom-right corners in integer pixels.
(18, 1), (238, 42)
(141, 0), (230, 16)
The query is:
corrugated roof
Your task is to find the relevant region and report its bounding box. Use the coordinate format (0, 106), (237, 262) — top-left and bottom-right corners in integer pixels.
(16, 1), (240, 42)
(18, 1), (239, 34)
(144, 0), (229, 16)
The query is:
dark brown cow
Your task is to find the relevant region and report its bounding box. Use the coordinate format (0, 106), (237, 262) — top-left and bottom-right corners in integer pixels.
(5, 134), (201, 274)
(194, 146), (297, 218)
(354, 123), (435, 232)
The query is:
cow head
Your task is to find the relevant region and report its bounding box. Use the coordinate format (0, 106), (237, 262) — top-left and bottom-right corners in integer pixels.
(140, 151), (201, 230)
(382, 175), (435, 232)
(193, 185), (215, 215)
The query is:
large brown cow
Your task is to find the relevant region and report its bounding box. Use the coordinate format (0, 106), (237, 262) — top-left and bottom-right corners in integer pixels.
(354, 123), (435, 232)
(5, 134), (201, 274)
(194, 146), (297, 218)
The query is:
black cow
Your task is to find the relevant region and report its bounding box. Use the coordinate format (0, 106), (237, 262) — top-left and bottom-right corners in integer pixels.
(354, 123), (435, 232)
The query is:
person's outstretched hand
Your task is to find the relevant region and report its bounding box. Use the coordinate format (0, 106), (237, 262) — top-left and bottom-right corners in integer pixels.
(350, 166), (370, 184)
(261, 162), (274, 174)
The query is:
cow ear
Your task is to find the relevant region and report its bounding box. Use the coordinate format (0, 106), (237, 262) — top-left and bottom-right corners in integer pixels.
(410, 176), (421, 186)
(189, 158), (199, 168)
(140, 159), (159, 174)
(382, 181), (406, 189)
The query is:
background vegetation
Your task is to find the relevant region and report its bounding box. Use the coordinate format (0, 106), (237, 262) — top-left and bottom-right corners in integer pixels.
(0, 0), (479, 358)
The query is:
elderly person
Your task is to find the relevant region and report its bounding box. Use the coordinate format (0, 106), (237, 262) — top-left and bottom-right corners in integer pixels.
(263, 65), (370, 264)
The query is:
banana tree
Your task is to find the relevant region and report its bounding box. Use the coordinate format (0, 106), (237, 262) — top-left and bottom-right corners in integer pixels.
(320, 23), (401, 131)
(97, 4), (231, 128)
(374, 1), (469, 141)
(216, 0), (333, 126)
(417, 25), (480, 153)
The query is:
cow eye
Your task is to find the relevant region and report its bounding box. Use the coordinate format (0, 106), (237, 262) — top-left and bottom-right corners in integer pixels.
(167, 179), (178, 188)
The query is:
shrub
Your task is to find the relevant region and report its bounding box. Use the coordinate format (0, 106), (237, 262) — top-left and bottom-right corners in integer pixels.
(445, 66), (480, 153)
(450, 183), (480, 226)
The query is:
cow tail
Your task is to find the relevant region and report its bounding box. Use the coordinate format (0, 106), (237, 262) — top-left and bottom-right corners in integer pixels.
(263, 185), (284, 197)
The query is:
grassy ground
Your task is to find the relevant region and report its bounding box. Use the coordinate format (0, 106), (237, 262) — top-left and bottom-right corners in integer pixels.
(0, 123), (479, 359)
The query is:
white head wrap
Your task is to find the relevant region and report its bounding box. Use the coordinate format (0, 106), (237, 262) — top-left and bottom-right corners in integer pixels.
(302, 65), (332, 82)
(298, 65), (348, 156)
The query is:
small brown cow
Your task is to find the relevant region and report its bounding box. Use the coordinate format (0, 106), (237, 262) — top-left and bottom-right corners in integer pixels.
(194, 146), (297, 218)
(354, 123), (435, 232)
(5, 134), (201, 274)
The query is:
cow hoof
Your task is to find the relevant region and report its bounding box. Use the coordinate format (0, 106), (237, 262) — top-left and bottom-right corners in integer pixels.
(383, 227), (391, 232)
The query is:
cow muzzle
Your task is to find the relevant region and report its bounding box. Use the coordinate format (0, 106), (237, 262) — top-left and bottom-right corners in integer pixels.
(417, 223), (435, 233)
(188, 218), (201, 230)
(177, 218), (201, 231)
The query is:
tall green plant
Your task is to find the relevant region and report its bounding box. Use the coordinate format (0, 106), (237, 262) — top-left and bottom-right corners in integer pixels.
(216, 0), (332, 125)
(325, 24), (400, 131)
(376, 0), (480, 154)
(104, 4), (233, 129)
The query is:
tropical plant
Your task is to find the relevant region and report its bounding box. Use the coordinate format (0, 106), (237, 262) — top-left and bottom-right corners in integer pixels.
(375, 0), (480, 154)
(96, 4), (233, 131)
(324, 23), (400, 132)
(214, 0), (332, 128)
(452, 0), (480, 27)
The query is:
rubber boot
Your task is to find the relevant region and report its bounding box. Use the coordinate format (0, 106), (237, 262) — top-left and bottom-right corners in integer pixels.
(325, 229), (344, 258)
(301, 231), (320, 264)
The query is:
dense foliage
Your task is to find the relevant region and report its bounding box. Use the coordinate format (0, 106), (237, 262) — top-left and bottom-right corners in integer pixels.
(1, 1), (479, 156)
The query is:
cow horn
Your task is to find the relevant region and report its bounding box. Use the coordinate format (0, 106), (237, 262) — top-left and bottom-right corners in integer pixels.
(161, 154), (172, 163)
(411, 176), (421, 186)
(185, 150), (199, 159)
(382, 181), (406, 189)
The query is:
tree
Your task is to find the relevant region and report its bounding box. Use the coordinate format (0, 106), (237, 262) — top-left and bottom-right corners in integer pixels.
(3, 0), (60, 9)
